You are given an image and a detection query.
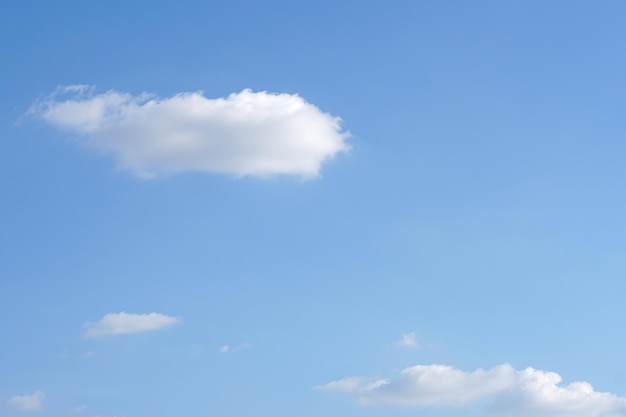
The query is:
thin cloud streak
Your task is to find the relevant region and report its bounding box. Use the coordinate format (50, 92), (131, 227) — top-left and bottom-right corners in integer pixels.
(219, 342), (251, 353)
(83, 312), (181, 338)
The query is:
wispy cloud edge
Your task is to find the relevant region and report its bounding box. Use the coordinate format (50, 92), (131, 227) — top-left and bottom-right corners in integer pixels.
(82, 312), (181, 338)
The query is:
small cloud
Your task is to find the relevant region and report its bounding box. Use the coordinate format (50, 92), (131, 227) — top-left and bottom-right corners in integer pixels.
(393, 332), (420, 348)
(6, 391), (45, 411)
(82, 351), (95, 358)
(318, 363), (626, 417)
(314, 377), (367, 392)
(219, 342), (251, 353)
(29, 87), (350, 179)
(82, 312), (181, 338)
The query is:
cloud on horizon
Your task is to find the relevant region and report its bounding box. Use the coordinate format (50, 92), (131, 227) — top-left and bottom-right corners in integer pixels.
(29, 86), (350, 179)
(315, 363), (626, 417)
(83, 312), (181, 338)
(6, 391), (45, 411)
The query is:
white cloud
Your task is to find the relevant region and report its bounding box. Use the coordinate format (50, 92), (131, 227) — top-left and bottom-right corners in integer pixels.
(316, 364), (626, 417)
(490, 367), (626, 417)
(83, 312), (181, 338)
(30, 86), (350, 179)
(315, 377), (367, 393)
(393, 332), (420, 348)
(6, 391), (45, 411)
(219, 342), (251, 353)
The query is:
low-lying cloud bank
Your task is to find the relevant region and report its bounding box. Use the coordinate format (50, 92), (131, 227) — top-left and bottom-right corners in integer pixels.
(83, 312), (181, 338)
(30, 86), (350, 179)
(315, 363), (626, 417)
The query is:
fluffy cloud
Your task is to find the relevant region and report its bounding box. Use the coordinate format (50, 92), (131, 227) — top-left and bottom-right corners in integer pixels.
(490, 367), (626, 417)
(393, 332), (420, 348)
(6, 391), (45, 411)
(83, 312), (181, 338)
(316, 364), (626, 417)
(30, 86), (349, 179)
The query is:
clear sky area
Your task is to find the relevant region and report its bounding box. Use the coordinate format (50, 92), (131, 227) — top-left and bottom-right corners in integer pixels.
(2, 1), (626, 417)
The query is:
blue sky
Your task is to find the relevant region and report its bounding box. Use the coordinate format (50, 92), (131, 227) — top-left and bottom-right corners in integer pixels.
(2, 1), (626, 416)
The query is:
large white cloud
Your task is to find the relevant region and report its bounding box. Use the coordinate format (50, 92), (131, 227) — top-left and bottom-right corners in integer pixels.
(83, 312), (181, 338)
(6, 391), (45, 411)
(30, 86), (350, 179)
(315, 364), (626, 417)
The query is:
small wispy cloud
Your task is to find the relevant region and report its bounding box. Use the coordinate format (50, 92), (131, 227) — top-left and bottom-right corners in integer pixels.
(314, 377), (365, 392)
(219, 342), (251, 353)
(82, 312), (181, 338)
(317, 363), (626, 417)
(6, 391), (45, 411)
(393, 332), (420, 348)
(29, 86), (350, 179)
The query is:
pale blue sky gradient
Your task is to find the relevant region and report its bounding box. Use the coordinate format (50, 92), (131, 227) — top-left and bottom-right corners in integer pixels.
(2, 1), (626, 416)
